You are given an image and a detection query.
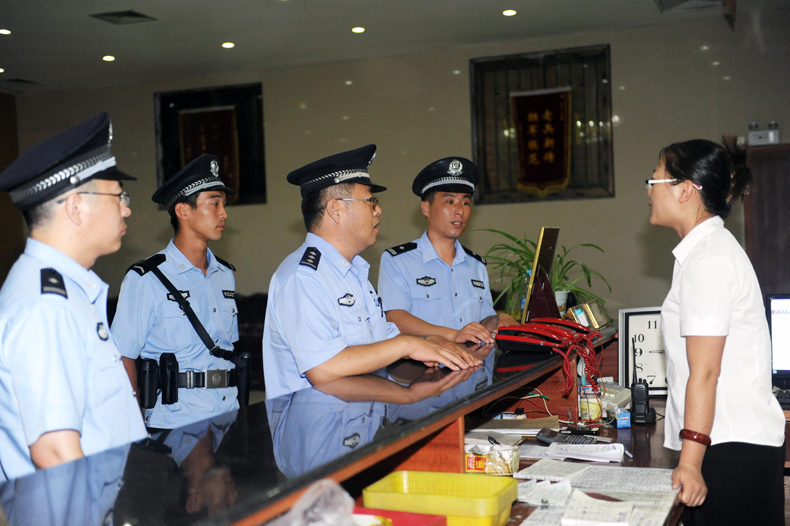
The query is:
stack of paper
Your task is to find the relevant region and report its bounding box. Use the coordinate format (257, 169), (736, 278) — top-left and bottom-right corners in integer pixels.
(467, 415), (560, 435)
(545, 442), (624, 463)
(515, 458), (592, 481)
(517, 479), (573, 507)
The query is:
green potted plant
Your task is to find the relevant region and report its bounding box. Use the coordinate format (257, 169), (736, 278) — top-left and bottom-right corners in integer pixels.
(483, 229), (611, 318)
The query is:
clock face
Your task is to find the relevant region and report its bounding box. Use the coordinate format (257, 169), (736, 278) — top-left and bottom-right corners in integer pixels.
(618, 308), (668, 395)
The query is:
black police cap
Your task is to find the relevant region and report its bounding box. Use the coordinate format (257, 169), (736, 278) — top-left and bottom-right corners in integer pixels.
(0, 112), (134, 211)
(286, 144), (387, 198)
(412, 157), (479, 199)
(152, 155), (236, 213)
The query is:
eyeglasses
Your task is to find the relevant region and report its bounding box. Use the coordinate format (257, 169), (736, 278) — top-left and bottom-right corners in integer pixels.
(645, 178), (678, 190)
(322, 196), (379, 210)
(645, 179), (703, 191)
(73, 191), (131, 206)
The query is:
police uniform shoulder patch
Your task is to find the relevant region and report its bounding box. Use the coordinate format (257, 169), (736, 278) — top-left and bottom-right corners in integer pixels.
(463, 246), (486, 265)
(385, 242), (417, 257)
(300, 247), (321, 270)
(215, 256), (236, 272)
(40, 268), (67, 298)
(128, 254), (166, 276)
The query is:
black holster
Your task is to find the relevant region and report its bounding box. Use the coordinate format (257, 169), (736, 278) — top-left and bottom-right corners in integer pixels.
(139, 358), (160, 409)
(236, 352), (251, 408)
(159, 353), (179, 405)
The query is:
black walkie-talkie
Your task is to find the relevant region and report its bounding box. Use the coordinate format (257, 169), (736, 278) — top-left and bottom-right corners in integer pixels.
(630, 337), (656, 424)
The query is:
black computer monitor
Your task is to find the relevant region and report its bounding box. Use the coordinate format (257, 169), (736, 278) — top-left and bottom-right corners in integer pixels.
(766, 293), (790, 389)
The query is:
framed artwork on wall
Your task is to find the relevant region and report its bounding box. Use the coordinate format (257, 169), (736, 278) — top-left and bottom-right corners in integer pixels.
(154, 82), (266, 206)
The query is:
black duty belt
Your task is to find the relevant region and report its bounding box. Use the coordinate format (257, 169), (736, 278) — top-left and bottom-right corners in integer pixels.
(177, 369), (239, 389)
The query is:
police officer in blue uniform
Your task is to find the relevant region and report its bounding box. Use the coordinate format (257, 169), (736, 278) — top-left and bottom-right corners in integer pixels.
(262, 145), (480, 399)
(112, 155), (240, 429)
(378, 157), (518, 344)
(0, 112), (147, 481)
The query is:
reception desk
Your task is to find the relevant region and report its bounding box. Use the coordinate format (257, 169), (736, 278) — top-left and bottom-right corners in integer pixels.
(0, 336), (638, 526)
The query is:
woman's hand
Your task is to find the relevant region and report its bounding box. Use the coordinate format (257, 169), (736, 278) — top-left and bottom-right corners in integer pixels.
(672, 461), (707, 507)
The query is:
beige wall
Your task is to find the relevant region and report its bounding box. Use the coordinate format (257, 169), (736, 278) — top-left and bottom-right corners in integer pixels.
(14, 12), (790, 315)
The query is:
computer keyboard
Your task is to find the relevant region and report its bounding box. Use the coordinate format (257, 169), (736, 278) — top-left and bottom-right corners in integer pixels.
(774, 389), (790, 404)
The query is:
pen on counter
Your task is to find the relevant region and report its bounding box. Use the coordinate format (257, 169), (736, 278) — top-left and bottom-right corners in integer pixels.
(624, 448), (634, 459)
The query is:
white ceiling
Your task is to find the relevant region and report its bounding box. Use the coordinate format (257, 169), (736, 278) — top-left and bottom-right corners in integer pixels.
(0, 0), (775, 95)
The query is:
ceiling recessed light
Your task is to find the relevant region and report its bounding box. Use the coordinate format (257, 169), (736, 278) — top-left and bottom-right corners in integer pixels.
(0, 68), (4, 73)
(618, 85), (626, 90)
(342, 116), (349, 120)
(700, 45), (709, 51)
(0, 29), (10, 35)
(222, 42), (235, 49)
(712, 61), (720, 66)
(503, 10), (517, 16)
(345, 80), (353, 85)
(102, 55), (115, 62)
(352, 27), (365, 34)
(723, 76), (731, 80)
(453, 70), (461, 75)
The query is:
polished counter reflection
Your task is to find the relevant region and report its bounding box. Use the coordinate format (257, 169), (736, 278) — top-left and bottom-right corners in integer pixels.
(0, 345), (506, 526)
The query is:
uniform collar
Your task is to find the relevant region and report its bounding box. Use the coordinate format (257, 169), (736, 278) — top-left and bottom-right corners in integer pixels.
(165, 239), (221, 276)
(305, 232), (370, 277)
(418, 230), (465, 266)
(672, 215), (724, 265)
(24, 237), (108, 302)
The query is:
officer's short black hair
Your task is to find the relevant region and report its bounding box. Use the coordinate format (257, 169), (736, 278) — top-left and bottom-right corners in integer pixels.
(302, 182), (355, 233)
(22, 179), (100, 230)
(169, 192), (201, 234)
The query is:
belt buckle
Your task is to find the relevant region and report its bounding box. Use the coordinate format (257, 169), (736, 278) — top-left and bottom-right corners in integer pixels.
(185, 370), (195, 389)
(203, 369), (228, 389)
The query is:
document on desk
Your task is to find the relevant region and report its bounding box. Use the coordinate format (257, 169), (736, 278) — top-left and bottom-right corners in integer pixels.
(571, 466), (676, 494)
(545, 442), (625, 462)
(517, 479), (573, 506)
(515, 458), (592, 481)
(560, 489), (634, 526)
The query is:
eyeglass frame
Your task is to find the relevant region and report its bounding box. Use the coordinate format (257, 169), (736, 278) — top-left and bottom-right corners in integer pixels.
(57, 191), (131, 207)
(321, 196), (379, 210)
(645, 179), (702, 191)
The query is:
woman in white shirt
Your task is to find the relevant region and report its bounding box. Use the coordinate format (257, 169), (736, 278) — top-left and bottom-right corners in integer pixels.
(648, 137), (785, 525)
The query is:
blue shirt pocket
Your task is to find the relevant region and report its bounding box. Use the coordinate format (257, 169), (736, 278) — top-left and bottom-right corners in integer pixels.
(162, 300), (198, 347)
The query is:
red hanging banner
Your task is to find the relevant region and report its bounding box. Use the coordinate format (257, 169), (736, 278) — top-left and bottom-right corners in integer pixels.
(510, 87), (572, 198)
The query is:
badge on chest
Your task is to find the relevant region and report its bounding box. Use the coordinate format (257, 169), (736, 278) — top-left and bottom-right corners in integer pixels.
(338, 293), (355, 307)
(416, 276), (436, 287)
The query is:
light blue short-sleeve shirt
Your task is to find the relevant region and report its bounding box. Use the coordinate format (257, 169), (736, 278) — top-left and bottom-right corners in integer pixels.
(0, 239), (146, 481)
(378, 231), (497, 330)
(262, 233), (400, 399)
(112, 240), (239, 429)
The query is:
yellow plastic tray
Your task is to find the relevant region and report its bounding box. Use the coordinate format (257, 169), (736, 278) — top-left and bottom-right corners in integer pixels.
(362, 471), (517, 526)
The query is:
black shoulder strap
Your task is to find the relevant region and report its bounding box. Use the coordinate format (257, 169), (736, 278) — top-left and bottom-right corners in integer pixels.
(215, 256), (236, 272)
(40, 268), (67, 298)
(132, 258), (238, 365)
(299, 247), (321, 270)
(128, 254), (166, 276)
(385, 242), (417, 257)
(463, 246), (486, 265)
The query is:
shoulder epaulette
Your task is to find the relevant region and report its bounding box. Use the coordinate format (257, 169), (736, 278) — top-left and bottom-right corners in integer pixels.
(40, 268), (67, 298)
(128, 254), (167, 276)
(463, 246), (486, 265)
(385, 242), (417, 257)
(215, 256), (236, 272)
(300, 247), (321, 270)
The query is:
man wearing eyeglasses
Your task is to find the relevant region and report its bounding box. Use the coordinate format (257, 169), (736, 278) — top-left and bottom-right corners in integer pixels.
(112, 155), (241, 429)
(262, 145), (480, 399)
(378, 158), (518, 345)
(0, 112), (147, 480)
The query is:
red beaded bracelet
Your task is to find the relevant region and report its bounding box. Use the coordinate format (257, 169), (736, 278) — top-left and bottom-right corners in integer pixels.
(679, 428), (712, 446)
